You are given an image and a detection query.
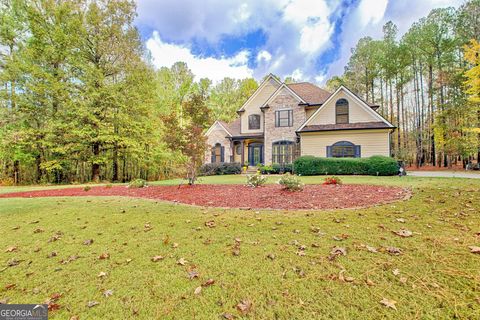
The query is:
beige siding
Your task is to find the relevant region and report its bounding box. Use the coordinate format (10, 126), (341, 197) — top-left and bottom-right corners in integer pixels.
(300, 129), (391, 158)
(308, 89), (379, 125)
(305, 107), (319, 120)
(240, 78), (280, 134)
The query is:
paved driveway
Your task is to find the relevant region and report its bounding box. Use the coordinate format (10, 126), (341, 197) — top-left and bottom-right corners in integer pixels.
(408, 171), (480, 179)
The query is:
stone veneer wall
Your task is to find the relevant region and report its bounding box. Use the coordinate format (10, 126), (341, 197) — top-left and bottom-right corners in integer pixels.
(264, 88), (305, 164)
(204, 125), (232, 163)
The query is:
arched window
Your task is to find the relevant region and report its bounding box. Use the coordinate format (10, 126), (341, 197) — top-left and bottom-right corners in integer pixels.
(272, 141), (295, 164)
(335, 99), (349, 124)
(248, 114), (261, 130)
(327, 141), (360, 158)
(211, 143), (224, 163)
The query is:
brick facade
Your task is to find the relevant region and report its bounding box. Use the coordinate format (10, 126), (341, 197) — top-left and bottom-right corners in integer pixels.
(264, 88), (305, 164)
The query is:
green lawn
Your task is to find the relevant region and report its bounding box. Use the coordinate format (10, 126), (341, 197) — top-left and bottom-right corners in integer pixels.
(0, 175), (479, 319)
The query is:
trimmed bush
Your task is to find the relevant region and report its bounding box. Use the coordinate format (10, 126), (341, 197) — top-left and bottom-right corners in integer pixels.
(278, 173), (304, 191)
(294, 155), (398, 176)
(128, 178), (147, 188)
(258, 163), (293, 174)
(199, 163), (242, 176)
(246, 173), (268, 187)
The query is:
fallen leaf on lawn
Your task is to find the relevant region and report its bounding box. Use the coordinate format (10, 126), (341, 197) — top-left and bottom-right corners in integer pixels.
(236, 300), (252, 315)
(144, 223), (152, 232)
(99, 253), (110, 260)
(205, 220), (216, 228)
(366, 245), (378, 253)
(0, 298), (9, 304)
(392, 269), (400, 276)
(194, 286), (202, 295)
(7, 259), (19, 267)
(48, 233), (62, 242)
(188, 270), (199, 280)
(87, 301), (99, 308)
(328, 246), (346, 261)
(177, 258), (187, 266)
(380, 297), (397, 310)
(98, 271), (107, 278)
(70, 316), (79, 320)
(232, 244), (240, 256)
(49, 293), (62, 301)
(47, 252), (57, 258)
(221, 312), (234, 319)
(151, 255), (164, 262)
(163, 235), (170, 245)
(385, 247), (403, 255)
(296, 251), (305, 256)
(399, 277), (408, 284)
(47, 302), (61, 311)
(293, 229), (300, 234)
(202, 279), (215, 287)
(393, 229), (413, 238)
(33, 228), (44, 233)
(5, 283), (16, 290)
(60, 255), (79, 265)
(103, 289), (114, 297)
(126, 258), (132, 264)
(469, 246), (480, 254)
(172, 243), (179, 248)
(5, 246), (17, 253)
(366, 278), (375, 286)
(396, 218), (405, 223)
(266, 253), (275, 260)
(83, 239), (94, 245)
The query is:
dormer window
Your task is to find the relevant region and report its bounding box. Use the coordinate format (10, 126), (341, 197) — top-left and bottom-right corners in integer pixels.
(335, 99), (349, 124)
(248, 114), (261, 130)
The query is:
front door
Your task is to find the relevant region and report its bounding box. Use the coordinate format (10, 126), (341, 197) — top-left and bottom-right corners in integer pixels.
(248, 144), (263, 166)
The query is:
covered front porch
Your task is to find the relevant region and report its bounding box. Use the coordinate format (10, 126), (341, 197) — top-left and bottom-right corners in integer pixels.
(231, 136), (264, 166)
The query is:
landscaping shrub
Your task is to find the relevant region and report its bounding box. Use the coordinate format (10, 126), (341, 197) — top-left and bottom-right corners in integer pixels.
(199, 162), (242, 176)
(365, 155), (400, 176)
(294, 155), (398, 176)
(246, 173), (268, 187)
(128, 178), (147, 188)
(258, 163), (293, 174)
(278, 173), (304, 191)
(83, 186), (91, 191)
(323, 176), (342, 185)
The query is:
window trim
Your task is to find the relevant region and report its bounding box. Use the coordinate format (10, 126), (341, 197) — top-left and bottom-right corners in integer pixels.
(272, 140), (295, 164)
(248, 114), (261, 130)
(326, 141), (360, 158)
(275, 109), (293, 127)
(335, 99), (349, 124)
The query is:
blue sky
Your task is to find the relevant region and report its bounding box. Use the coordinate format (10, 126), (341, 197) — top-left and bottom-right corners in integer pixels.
(135, 0), (463, 84)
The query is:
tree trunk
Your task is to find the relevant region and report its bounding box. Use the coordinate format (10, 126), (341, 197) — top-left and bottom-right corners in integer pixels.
(112, 143), (118, 182)
(92, 142), (100, 182)
(428, 64), (435, 166)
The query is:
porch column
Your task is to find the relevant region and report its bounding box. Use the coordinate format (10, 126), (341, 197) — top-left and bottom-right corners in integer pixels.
(241, 140), (245, 165)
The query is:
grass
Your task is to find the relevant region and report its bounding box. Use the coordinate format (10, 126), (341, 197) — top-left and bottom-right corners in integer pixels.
(0, 175), (479, 319)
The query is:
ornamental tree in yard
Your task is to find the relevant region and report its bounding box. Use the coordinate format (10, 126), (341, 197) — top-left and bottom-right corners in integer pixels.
(162, 90), (212, 185)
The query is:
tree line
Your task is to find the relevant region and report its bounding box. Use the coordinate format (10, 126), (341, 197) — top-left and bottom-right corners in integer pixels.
(327, 0), (480, 168)
(0, 0), (258, 184)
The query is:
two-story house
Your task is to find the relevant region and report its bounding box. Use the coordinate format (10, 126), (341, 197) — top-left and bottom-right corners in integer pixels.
(204, 74), (395, 166)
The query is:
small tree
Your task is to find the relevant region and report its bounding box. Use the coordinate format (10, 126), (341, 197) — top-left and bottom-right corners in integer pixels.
(162, 90), (211, 185)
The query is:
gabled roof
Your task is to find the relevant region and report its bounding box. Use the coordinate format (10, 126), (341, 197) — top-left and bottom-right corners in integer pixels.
(205, 120), (232, 137)
(237, 73), (282, 112)
(299, 121), (393, 133)
(297, 85), (395, 132)
(287, 82), (331, 105)
(219, 118), (241, 136)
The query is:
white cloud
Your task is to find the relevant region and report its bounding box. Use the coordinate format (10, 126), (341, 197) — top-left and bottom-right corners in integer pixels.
(357, 0), (388, 27)
(137, 0), (465, 85)
(256, 50), (272, 63)
(146, 32), (253, 82)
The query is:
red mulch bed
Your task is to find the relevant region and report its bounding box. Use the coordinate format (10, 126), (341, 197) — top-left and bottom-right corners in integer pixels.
(0, 184), (408, 210)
